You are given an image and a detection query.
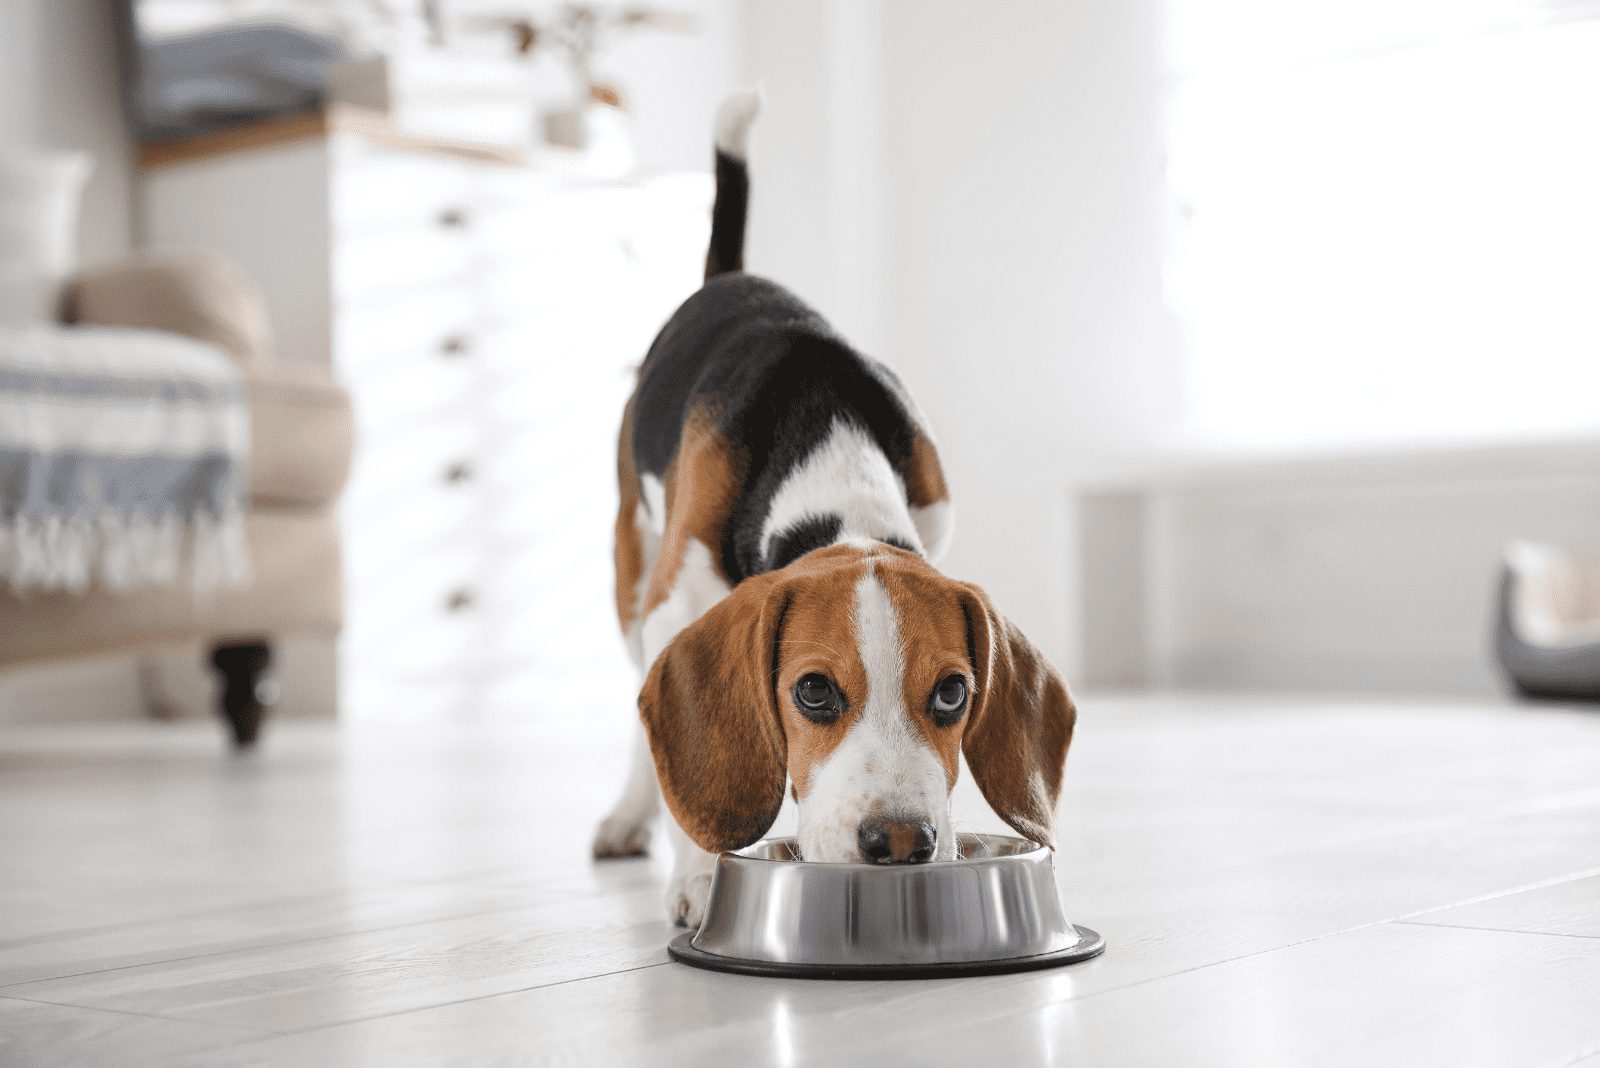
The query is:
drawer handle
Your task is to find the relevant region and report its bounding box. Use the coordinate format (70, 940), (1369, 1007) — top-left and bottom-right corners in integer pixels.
(439, 334), (472, 357)
(443, 461), (475, 485)
(438, 208), (470, 230)
(445, 588), (475, 612)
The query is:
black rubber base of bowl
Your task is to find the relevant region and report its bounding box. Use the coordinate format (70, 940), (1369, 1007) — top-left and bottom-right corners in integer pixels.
(668, 925), (1105, 980)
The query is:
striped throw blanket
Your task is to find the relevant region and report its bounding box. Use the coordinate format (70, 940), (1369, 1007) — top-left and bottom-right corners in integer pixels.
(0, 324), (249, 593)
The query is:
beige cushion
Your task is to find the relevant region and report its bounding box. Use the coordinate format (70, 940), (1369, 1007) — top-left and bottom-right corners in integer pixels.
(66, 250), (272, 367)
(248, 367), (353, 510)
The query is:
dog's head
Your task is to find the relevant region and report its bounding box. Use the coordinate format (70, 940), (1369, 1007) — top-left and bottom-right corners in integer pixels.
(639, 542), (1075, 863)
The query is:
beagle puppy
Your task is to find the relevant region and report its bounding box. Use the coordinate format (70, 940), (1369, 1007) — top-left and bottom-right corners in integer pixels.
(594, 90), (1076, 927)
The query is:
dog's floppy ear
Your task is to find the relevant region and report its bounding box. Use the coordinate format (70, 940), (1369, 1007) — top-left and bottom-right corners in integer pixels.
(639, 573), (789, 854)
(958, 584), (1076, 848)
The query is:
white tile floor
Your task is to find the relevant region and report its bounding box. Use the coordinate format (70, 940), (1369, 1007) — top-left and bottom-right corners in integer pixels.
(3, 691), (1599, 1066)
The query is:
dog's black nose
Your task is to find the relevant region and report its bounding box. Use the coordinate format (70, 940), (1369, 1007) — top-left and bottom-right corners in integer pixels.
(858, 820), (937, 864)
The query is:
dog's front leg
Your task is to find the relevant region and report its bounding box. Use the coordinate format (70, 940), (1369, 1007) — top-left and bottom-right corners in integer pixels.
(664, 816), (719, 927)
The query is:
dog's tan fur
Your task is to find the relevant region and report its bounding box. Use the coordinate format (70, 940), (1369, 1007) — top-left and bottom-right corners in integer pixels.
(640, 409), (742, 619)
(905, 433), (950, 510)
(612, 397), (645, 632)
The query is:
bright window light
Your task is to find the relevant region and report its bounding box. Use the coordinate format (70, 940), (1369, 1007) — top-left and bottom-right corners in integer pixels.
(1164, 2), (1600, 450)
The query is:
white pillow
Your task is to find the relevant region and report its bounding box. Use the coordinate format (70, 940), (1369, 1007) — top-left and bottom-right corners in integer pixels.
(0, 150), (91, 324)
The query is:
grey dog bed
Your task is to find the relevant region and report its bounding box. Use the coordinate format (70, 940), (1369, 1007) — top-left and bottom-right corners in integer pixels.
(1494, 542), (1600, 701)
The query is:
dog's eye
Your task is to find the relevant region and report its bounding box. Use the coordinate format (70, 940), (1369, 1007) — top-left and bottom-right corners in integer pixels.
(793, 673), (843, 723)
(929, 675), (968, 725)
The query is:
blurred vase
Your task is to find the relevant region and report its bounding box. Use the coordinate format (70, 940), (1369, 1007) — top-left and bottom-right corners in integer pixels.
(542, 99), (637, 177)
(327, 51), (537, 149)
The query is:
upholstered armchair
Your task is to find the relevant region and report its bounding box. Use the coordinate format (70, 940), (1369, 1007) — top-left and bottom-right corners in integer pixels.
(0, 251), (352, 745)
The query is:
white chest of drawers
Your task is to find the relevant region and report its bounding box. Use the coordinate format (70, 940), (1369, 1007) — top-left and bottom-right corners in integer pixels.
(143, 113), (711, 716)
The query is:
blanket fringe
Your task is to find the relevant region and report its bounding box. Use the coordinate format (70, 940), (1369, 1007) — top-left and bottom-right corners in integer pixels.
(0, 510), (251, 595)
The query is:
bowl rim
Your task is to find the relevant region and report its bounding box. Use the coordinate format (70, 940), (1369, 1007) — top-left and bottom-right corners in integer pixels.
(726, 831), (1047, 868)
(670, 926), (1106, 980)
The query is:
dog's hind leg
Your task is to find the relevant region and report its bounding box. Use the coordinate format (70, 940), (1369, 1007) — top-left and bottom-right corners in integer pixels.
(595, 432), (664, 859)
(592, 718), (660, 858)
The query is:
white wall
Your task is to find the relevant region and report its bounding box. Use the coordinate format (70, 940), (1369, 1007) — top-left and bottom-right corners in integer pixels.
(602, 0), (750, 175)
(738, 2), (886, 356)
(0, 0), (135, 262)
(742, 1), (1180, 671)
(883, 1), (1180, 672)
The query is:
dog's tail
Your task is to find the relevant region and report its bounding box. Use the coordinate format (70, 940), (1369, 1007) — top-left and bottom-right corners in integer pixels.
(706, 87), (761, 279)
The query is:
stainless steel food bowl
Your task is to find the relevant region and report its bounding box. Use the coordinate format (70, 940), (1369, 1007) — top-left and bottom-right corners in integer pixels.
(668, 833), (1104, 979)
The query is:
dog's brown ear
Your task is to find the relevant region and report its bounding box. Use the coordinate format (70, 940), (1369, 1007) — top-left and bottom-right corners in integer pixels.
(958, 585), (1076, 848)
(638, 573), (789, 854)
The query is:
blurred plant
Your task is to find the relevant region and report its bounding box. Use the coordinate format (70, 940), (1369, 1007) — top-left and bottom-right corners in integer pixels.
(419, 0), (447, 44)
(499, 5), (697, 108)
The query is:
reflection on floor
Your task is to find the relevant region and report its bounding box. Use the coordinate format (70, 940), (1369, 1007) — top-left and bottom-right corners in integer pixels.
(3, 692), (1600, 1066)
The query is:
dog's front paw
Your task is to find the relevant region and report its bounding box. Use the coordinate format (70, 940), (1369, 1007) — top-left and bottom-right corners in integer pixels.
(592, 813), (652, 859)
(665, 869), (714, 928)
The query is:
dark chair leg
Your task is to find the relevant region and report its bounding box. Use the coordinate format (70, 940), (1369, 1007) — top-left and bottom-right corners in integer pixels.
(210, 641), (275, 749)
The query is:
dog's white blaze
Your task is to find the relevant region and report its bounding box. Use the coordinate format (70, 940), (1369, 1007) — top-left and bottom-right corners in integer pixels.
(796, 566), (956, 862)
(759, 420), (923, 565)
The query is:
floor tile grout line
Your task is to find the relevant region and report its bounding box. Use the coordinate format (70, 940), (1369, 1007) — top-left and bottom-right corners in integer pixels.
(1557, 1043), (1600, 1068)
(0, 870), (662, 956)
(4, 956), (676, 1043)
(0, 883), (476, 953)
(1059, 802), (1600, 926)
(0, 887), (411, 953)
(0, 864), (661, 955)
(214, 960), (679, 1043)
(1149, 799), (1600, 890)
(0, 892), (664, 992)
(1068, 903), (1600, 1004)
(0, 991), (277, 1036)
(1389, 865), (1600, 923)
(1395, 920), (1600, 941)
(1042, 918), (1406, 1004)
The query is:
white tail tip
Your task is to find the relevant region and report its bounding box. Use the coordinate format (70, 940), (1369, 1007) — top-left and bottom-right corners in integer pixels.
(714, 86), (763, 161)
